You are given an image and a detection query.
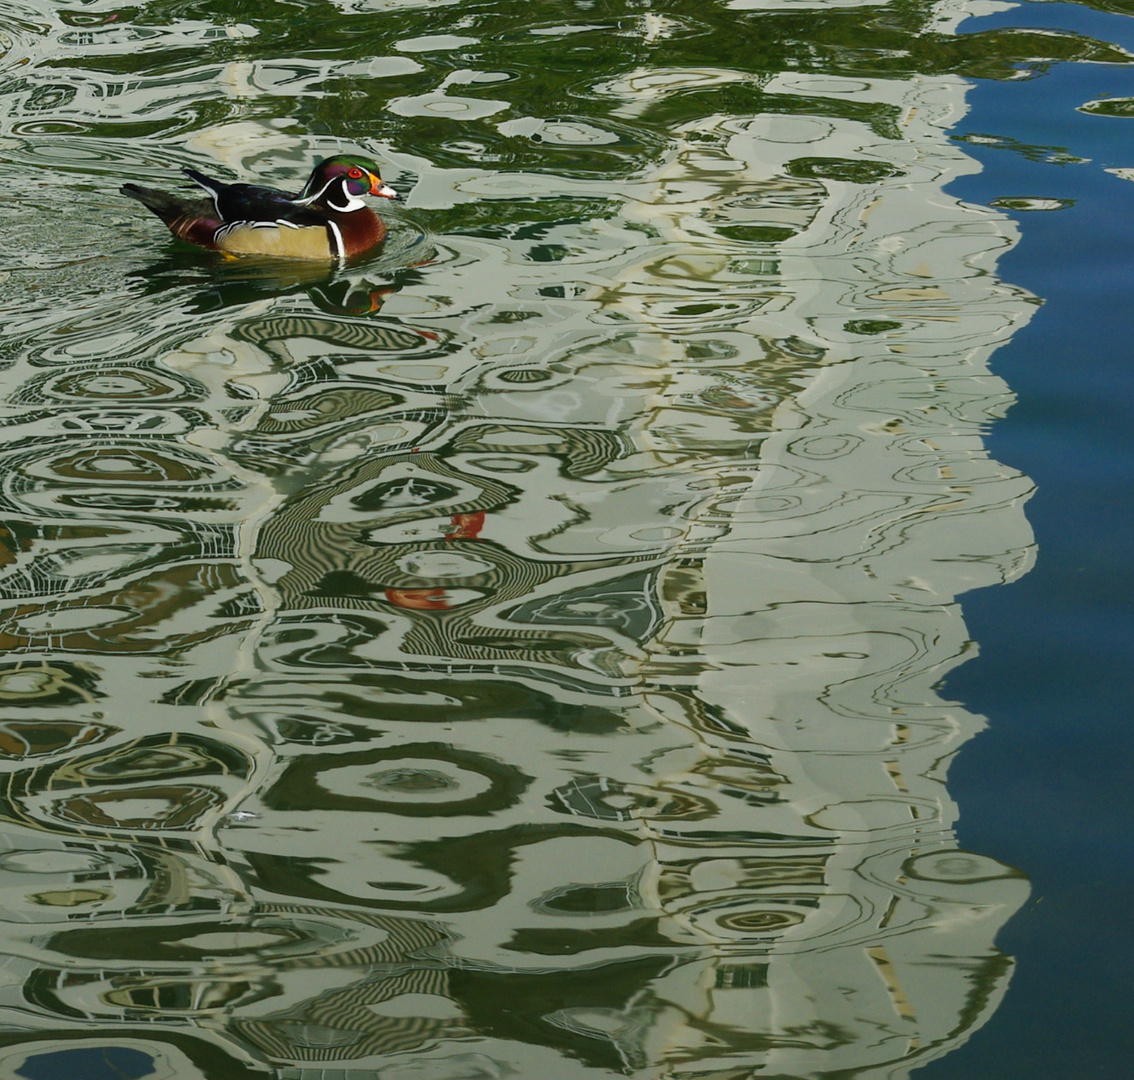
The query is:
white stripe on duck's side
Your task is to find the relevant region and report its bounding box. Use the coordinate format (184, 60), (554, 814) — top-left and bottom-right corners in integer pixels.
(327, 220), (345, 259)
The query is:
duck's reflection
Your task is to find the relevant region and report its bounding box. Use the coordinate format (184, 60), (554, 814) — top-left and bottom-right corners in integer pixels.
(124, 224), (432, 316)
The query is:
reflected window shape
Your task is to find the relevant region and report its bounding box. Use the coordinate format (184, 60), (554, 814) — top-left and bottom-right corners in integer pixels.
(0, 662), (102, 707)
(47, 733), (252, 785)
(365, 767), (459, 795)
(369, 992), (465, 1020)
(48, 447), (214, 485)
(465, 455), (539, 473)
(235, 669), (626, 731)
(396, 550), (494, 578)
(271, 1022), (363, 1049)
(256, 387), (405, 436)
(27, 887), (113, 908)
(690, 758), (789, 806)
(353, 477), (461, 511)
(100, 976), (260, 1013)
(274, 716), (373, 746)
(548, 776), (715, 823)
(46, 917), (337, 963)
(47, 784), (227, 831)
(231, 313), (437, 356)
(451, 958), (669, 1073)
(503, 569), (663, 642)
(13, 366), (205, 405)
(534, 881), (635, 915)
(546, 1004), (654, 1063)
(234, 974), (471, 1060)
(0, 719), (112, 760)
(8, 733), (251, 836)
(79, 747), (219, 781)
(695, 382), (779, 412)
(21, 968), (264, 1020)
(0, 843), (157, 921)
(448, 423), (627, 481)
(301, 456), (514, 530)
(309, 569), (383, 599)
(258, 612), (391, 667)
(904, 850), (1025, 884)
(786, 156), (904, 183)
(714, 962), (769, 989)
(0, 847), (121, 876)
(262, 742), (530, 817)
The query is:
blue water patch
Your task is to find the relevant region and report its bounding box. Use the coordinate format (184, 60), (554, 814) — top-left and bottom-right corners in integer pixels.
(924, 3), (1134, 1078)
(16, 1046), (155, 1080)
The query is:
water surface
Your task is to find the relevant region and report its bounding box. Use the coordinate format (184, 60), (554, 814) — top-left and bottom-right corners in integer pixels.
(0, 1), (1124, 1077)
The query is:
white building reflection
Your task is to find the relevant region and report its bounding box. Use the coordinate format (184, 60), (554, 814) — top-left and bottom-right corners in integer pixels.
(0, 5), (1034, 1078)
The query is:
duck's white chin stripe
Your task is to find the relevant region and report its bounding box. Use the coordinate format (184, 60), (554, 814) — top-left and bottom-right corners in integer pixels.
(326, 192), (367, 213)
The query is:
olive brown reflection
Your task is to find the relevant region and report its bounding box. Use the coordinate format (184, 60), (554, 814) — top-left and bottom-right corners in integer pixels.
(0, 12), (1035, 1080)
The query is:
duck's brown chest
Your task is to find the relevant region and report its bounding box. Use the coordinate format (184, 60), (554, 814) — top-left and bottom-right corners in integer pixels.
(330, 208), (387, 257)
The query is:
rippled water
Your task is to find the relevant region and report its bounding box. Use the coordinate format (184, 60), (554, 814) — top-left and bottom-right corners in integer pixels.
(2, 0), (1126, 1077)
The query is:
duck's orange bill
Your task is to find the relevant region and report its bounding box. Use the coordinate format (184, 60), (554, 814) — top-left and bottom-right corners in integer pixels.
(369, 175), (401, 200)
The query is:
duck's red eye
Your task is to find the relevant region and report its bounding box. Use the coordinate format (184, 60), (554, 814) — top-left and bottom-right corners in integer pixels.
(348, 167), (364, 179)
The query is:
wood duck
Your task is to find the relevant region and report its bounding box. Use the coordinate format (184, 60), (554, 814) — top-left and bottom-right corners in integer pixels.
(121, 154), (401, 260)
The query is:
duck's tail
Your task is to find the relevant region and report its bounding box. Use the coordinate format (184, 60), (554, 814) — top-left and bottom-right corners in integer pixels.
(121, 184), (219, 248)
(121, 183), (199, 225)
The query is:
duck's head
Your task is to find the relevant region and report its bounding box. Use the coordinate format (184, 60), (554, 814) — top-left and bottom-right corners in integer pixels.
(301, 154), (401, 210)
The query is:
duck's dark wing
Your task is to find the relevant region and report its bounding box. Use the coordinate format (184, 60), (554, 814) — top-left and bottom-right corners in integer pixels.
(184, 169), (327, 227)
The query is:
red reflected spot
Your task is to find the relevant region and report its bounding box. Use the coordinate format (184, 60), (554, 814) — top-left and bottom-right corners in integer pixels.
(384, 587), (450, 611)
(446, 512), (485, 540)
